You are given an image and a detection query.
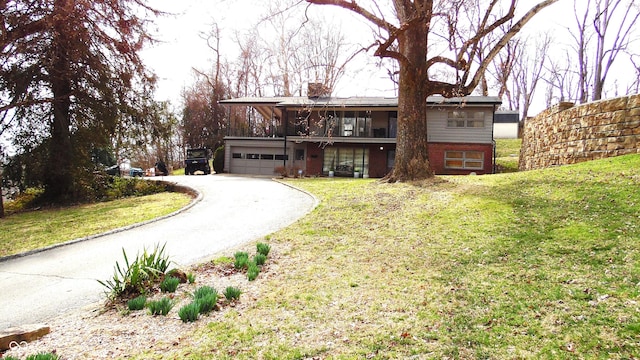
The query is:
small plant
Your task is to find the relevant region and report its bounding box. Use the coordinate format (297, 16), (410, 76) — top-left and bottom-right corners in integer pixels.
(195, 293), (218, 314)
(147, 297), (174, 316)
(127, 295), (147, 311)
(160, 276), (180, 293)
(234, 251), (249, 270)
(194, 285), (217, 299)
(256, 242), (271, 257)
(187, 272), (196, 284)
(178, 302), (200, 323)
(254, 253), (267, 266)
(247, 261), (260, 281)
(26, 354), (61, 360)
(224, 286), (242, 301)
(98, 243), (172, 299)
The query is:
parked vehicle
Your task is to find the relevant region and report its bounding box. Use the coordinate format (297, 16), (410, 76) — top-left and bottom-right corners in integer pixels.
(129, 167), (144, 177)
(185, 148), (211, 175)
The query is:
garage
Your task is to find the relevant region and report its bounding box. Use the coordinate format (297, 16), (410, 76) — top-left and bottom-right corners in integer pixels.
(226, 140), (289, 176)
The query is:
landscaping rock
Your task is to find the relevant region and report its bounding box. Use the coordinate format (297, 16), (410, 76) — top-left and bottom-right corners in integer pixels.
(0, 324), (50, 351)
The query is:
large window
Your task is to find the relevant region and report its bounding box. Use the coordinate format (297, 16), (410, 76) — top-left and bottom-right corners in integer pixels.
(323, 147), (369, 176)
(447, 111), (485, 128)
(444, 151), (484, 170)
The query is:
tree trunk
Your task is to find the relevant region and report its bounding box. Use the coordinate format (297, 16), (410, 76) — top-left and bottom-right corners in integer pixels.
(0, 171), (4, 218)
(44, 0), (74, 202)
(384, 22), (434, 182)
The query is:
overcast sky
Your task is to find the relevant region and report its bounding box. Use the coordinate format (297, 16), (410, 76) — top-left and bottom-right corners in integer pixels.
(140, 1), (636, 116)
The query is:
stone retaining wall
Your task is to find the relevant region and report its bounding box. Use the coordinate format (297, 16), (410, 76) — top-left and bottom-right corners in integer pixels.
(519, 94), (640, 171)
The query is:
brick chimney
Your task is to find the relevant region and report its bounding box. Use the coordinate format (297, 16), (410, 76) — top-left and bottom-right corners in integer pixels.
(307, 82), (330, 98)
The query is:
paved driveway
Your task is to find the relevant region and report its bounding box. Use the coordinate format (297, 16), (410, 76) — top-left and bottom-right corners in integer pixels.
(0, 175), (316, 330)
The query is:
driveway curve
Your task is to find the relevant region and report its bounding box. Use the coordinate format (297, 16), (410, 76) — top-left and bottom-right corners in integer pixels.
(0, 175), (317, 330)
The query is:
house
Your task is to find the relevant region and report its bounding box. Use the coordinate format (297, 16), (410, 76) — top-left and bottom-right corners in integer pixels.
(493, 110), (520, 139)
(219, 95), (502, 177)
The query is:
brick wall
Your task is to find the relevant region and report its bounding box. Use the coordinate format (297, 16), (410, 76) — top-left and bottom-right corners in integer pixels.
(519, 94), (640, 171)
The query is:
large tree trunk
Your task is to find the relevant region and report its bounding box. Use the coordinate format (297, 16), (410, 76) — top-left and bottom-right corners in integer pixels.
(44, 0), (74, 202)
(384, 20), (433, 182)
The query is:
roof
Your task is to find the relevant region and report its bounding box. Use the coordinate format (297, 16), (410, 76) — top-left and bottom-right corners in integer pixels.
(219, 96), (502, 108)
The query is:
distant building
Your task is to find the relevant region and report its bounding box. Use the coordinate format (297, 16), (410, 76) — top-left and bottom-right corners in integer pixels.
(219, 95), (502, 177)
(493, 110), (520, 139)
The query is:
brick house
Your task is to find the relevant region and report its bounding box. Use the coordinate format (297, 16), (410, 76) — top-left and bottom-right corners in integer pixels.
(219, 95), (502, 177)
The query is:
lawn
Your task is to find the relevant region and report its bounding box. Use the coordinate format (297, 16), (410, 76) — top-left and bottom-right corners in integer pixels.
(495, 138), (522, 172)
(0, 192), (193, 258)
(135, 154), (640, 359)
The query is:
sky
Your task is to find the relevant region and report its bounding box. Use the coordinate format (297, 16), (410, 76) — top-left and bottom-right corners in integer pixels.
(140, 1), (636, 117)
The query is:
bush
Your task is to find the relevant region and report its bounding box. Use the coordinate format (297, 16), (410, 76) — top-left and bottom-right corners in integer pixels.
(178, 302), (200, 323)
(160, 276), (180, 293)
(254, 253), (267, 266)
(213, 145), (225, 174)
(147, 297), (174, 316)
(223, 286), (242, 302)
(256, 242), (271, 257)
(234, 251), (249, 270)
(127, 295), (147, 311)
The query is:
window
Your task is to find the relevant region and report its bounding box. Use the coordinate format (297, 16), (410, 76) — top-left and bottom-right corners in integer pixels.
(246, 153), (260, 160)
(275, 154), (289, 161)
(260, 154), (274, 160)
(389, 112), (398, 138)
(323, 147), (369, 175)
(295, 149), (305, 161)
(232, 153), (243, 159)
(447, 111), (485, 128)
(445, 151), (484, 170)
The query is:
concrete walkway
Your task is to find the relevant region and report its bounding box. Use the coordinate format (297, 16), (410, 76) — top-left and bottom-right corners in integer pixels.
(0, 175), (317, 330)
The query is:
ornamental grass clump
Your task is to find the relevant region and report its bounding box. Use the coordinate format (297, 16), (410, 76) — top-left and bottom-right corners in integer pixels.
(193, 285), (218, 313)
(127, 295), (147, 311)
(223, 286), (241, 302)
(256, 242), (270, 257)
(178, 302), (200, 323)
(187, 272), (196, 284)
(26, 353), (61, 360)
(147, 297), (174, 316)
(247, 261), (260, 281)
(253, 253), (267, 266)
(234, 251), (249, 270)
(160, 276), (180, 293)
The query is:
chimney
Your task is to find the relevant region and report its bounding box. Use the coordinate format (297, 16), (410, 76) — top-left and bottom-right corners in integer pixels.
(307, 82), (330, 98)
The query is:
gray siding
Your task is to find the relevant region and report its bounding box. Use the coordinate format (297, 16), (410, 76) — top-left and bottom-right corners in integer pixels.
(426, 107), (493, 144)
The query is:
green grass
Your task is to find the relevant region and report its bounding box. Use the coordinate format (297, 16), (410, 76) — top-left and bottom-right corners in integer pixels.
(495, 138), (522, 172)
(0, 192), (192, 257)
(136, 154), (640, 359)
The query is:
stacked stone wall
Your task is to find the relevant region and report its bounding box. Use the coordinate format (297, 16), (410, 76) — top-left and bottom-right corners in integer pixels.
(519, 94), (640, 171)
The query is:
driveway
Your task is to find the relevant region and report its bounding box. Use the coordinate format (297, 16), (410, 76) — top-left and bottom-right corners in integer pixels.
(0, 175), (316, 330)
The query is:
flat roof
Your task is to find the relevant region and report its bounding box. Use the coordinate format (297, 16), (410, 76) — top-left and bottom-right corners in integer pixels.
(219, 96), (502, 107)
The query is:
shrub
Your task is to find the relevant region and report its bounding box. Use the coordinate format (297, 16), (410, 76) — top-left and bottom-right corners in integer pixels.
(195, 293), (218, 314)
(127, 295), (147, 311)
(247, 261), (260, 281)
(256, 242), (271, 257)
(160, 276), (180, 293)
(178, 302), (200, 323)
(213, 145), (225, 174)
(224, 286), (242, 301)
(234, 251), (249, 270)
(147, 297), (174, 316)
(254, 253), (267, 266)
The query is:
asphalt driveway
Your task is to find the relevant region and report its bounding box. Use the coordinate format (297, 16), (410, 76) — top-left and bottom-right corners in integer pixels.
(0, 175), (317, 330)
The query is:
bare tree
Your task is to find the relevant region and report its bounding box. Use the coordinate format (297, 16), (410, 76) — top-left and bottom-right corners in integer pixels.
(511, 34), (552, 120)
(305, 0), (557, 181)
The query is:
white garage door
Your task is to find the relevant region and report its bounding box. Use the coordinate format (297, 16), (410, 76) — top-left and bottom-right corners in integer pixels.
(230, 147), (286, 176)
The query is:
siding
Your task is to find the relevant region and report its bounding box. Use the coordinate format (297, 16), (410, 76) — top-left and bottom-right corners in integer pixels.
(426, 107), (494, 144)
